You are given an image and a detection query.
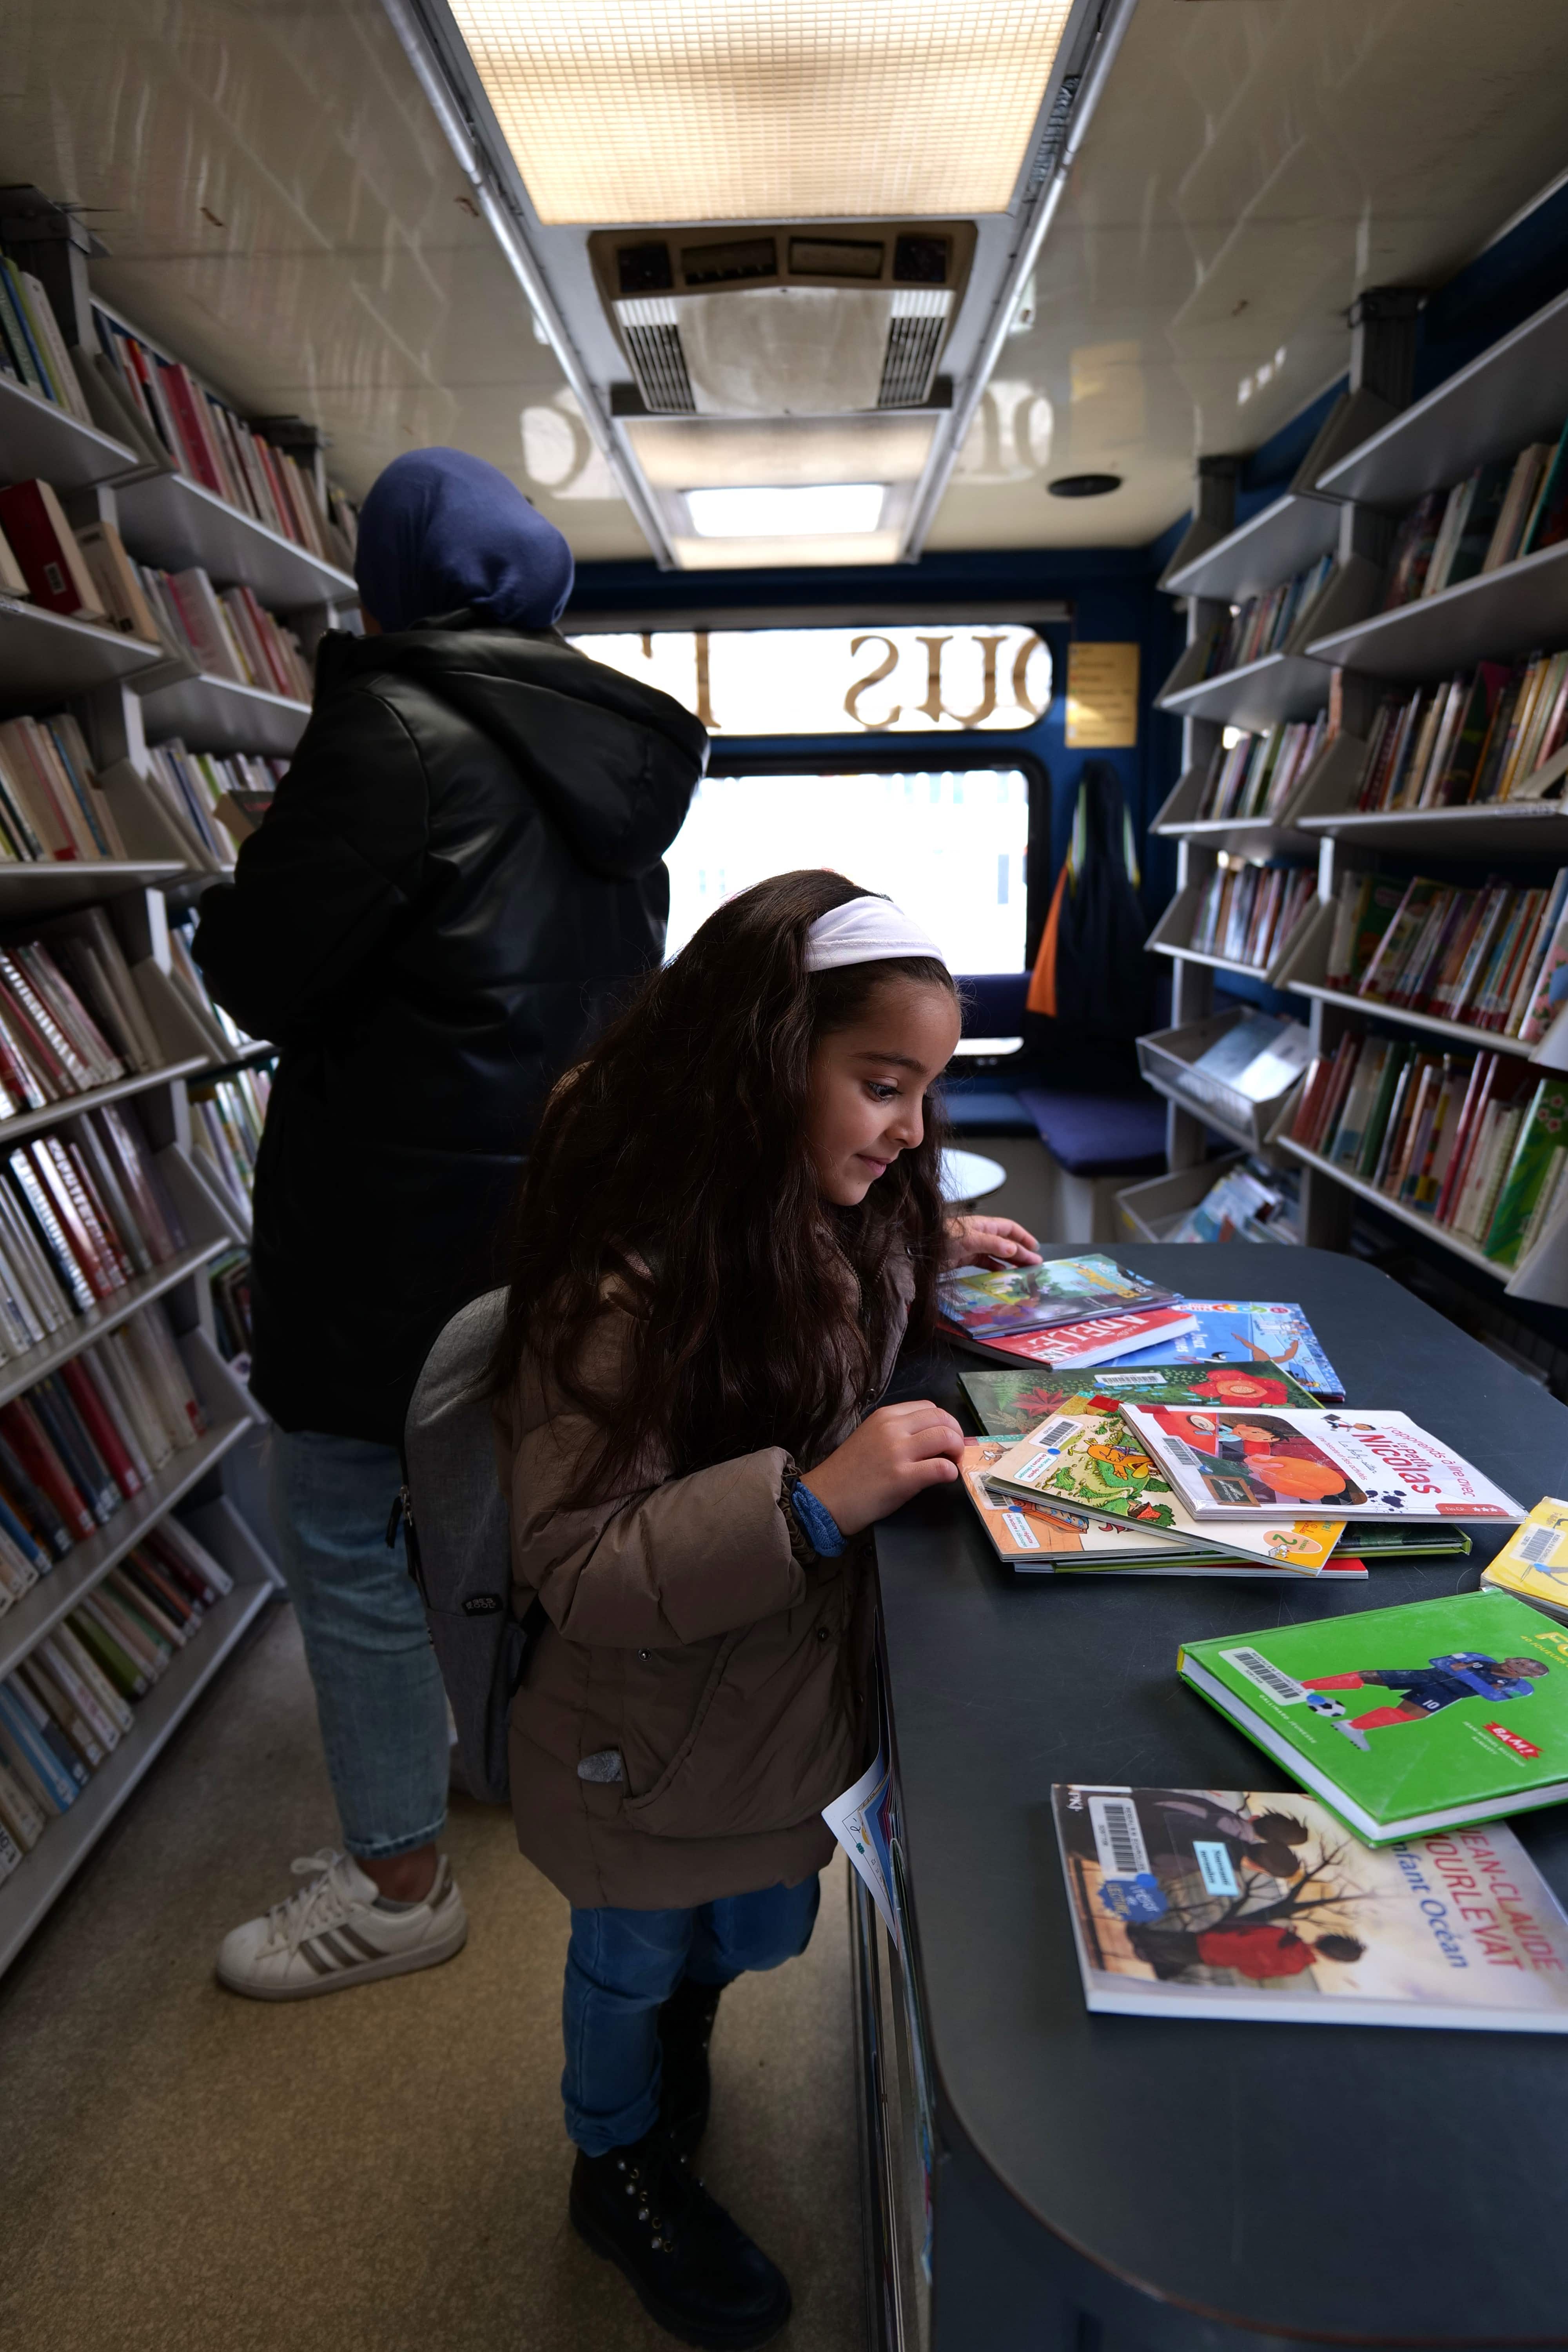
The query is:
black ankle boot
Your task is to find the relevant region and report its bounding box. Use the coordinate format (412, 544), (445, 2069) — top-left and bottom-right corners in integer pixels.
(659, 1976), (722, 2155)
(569, 2125), (791, 2350)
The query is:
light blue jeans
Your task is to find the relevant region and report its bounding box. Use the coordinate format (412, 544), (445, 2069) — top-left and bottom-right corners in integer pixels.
(268, 1430), (449, 1860)
(563, 1877), (822, 2154)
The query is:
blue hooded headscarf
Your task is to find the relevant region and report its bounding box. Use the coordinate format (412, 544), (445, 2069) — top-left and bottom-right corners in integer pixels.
(353, 447), (574, 633)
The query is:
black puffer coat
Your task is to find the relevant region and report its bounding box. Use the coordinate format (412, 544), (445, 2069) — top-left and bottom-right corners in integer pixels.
(194, 618), (707, 1443)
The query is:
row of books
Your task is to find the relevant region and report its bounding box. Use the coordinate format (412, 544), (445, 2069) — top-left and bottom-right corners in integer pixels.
(0, 712), (127, 866)
(143, 739), (283, 874)
(88, 305), (356, 569)
(0, 1298), (209, 1616)
(1292, 1034), (1567, 1264)
(189, 1071), (267, 1223)
(0, 1104), (189, 1341)
(208, 1250), (253, 1374)
(135, 565), (312, 702)
(1197, 554), (1334, 680)
(1193, 713), (1329, 823)
(1187, 862), (1315, 972)
(0, 256), (90, 423)
(1381, 427), (1568, 609)
(0, 1514), (237, 1875)
(0, 931), (154, 1115)
(1354, 652), (1568, 814)
(1323, 868), (1567, 1042)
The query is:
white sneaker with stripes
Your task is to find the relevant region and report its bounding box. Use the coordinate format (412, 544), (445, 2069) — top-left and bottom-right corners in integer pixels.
(216, 1849), (468, 2000)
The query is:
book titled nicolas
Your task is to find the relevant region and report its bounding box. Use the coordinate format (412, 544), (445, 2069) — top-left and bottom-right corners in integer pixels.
(938, 1254), (1177, 1347)
(1178, 1589), (1568, 1843)
(1054, 1784), (1568, 2027)
(1122, 1404), (1522, 1523)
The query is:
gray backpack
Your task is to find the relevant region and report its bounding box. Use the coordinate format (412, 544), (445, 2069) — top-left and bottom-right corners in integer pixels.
(395, 1286), (544, 1804)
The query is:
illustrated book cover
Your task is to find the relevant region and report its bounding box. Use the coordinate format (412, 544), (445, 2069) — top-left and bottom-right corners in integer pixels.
(1481, 1497), (1568, 1623)
(1122, 1404), (1523, 1522)
(1178, 1589), (1568, 1842)
(1109, 1299), (1345, 1401)
(1053, 1783), (1568, 2026)
(937, 1254), (1176, 1344)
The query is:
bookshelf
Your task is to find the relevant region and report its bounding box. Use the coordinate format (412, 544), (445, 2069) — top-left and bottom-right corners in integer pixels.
(1146, 280), (1568, 1327)
(0, 193), (357, 1970)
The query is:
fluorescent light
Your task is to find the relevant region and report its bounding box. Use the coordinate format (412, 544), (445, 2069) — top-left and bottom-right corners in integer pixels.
(669, 532), (905, 570)
(626, 415), (935, 491)
(445, 0), (1075, 224)
(685, 483), (885, 539)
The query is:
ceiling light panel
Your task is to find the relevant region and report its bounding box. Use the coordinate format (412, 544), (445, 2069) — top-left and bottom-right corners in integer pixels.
(686, 483), (885, 537)
(445, 0), (1076, 224)
(625, 414), (936, 489)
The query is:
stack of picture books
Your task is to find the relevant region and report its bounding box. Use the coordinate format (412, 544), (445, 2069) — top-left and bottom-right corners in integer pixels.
(1354, 653), (1568, 813)
(1187, 861), (1315, 972)
(0, 1297), (209, 1623)
(1193, 714), (1329, 822)
(1381, 421), (1568, 611)
(0, 1511), (237, 1881)
(1291, 1038), (1567, 1265)
(1196, 555), (1335, 678)
(0, 713), (130, 866)
(1321, 868), (1568, 1042)
(940, 1259), (1339, 1380)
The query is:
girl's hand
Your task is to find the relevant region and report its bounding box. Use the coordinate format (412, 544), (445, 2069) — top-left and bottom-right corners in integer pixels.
(806, 1401), (965, 1537)
(943, 1214), (1043, 1271)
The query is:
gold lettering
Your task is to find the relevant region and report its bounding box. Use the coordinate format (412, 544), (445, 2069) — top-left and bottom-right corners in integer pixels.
(1012, 634), (1047, 722)
(916, 633), (1004, 727)
(694, 631), (718, 730)
(845, 633), (901, 730)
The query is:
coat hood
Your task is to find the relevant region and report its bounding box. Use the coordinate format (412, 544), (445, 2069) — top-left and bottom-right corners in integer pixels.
(316, 621), (709, 881)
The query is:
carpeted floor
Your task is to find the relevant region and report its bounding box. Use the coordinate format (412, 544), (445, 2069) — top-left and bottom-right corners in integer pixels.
(0, 1602), (866, 2352)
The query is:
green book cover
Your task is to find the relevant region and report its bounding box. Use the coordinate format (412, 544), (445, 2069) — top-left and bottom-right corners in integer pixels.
(1484, 1077), (1568, 1266)
(959, 1361), (1320, 1439)
(1179, 1589), (1568, 1843)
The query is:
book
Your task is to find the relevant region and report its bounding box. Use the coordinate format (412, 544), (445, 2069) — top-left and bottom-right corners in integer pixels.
(1178, 1589), (1568, 1843)
(1122, 1403), (1523, 1521)
(1100, 1299), (1344, 1401)
(975, 1304), (1199, 1369)
(982, 1406), (1345, 1571)
(0, 479), (105, 619)
(1481, 1497), (1568, 1622)
(1053, 1783), (1568, 2026)
(938, 1254), (1176, 1343)
(960, 1359), (1322, 1436)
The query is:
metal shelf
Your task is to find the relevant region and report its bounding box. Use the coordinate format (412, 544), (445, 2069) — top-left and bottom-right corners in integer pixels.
(1318, 282), (1568, 510)
(0, 599), (164, 710)
(0, 1238), (226, 1414)
(0, 861), (185, 915)
(0, 375), (140, 492)
(1298, 801), (1568, 858)
(1156, 650), (1329, 730)
(0, 1416), (249, 1682)
(0, 1056), (206, 1151)
(0, 1580), (272, 1976)
(1308, 538), (1568, 682)
(115, 472), (356, 614)
(138, 670), (309, 759)
(1278, 1134), (1508, 1281)
(1162, 490), (1343, 604)
(1286, 982), (1543, 1063)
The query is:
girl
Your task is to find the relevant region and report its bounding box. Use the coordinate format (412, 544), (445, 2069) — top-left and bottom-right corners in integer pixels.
(492, 869), (1040, 2348)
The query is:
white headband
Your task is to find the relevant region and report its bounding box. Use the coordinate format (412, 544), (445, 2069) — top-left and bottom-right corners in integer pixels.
(804, 896), (947, 974)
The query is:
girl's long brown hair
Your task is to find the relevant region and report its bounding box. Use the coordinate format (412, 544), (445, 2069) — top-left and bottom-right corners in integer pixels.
(490, 869), (956, 1493)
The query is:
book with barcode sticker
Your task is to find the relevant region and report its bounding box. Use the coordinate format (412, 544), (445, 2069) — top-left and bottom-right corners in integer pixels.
(1178, 1589), (1568, 1842)
(1053, 1783), (1568, 2027)
(1122, 1403), (1522, 1523)
(960, 1359), (1321, 1437)
(937, 1254), (1177, 1344)
(1481, 1498), (1568, 1622)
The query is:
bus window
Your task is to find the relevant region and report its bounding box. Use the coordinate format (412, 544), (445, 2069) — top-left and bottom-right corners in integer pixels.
(664, 767), (1030, 970)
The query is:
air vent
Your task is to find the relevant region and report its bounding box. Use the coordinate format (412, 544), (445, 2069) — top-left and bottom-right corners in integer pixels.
(877, 290), (952, 408)
(614, 297), (696, 414)
(788, 238), (885, 280)
(617, 242), (674, 294)
(679, 237), (778, 285)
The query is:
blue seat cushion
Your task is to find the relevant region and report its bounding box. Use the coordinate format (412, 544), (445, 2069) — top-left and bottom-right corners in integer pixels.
(1016, 1086), (1168, 1177)
(943, 1085), (1038, 1136)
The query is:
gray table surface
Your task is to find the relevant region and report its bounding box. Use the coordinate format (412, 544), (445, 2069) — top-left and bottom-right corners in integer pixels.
(877, 1245), (1568, 2345)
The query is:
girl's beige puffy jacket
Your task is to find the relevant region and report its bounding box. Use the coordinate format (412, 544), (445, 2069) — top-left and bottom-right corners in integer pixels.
(494, 1265), (912, 1909)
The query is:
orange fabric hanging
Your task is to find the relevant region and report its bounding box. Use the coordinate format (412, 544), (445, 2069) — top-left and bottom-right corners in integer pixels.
(1026, 864), (1068, 1017)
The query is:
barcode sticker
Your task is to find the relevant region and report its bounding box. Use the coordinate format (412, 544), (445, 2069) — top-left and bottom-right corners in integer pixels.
(1515, 1521), (1567, 1566)
(1002, 1511), (1040, 1550)
(1221, 1646), (1310, 1708)
(1088, 1793), (1151, 1880)
(1162, 1437), (1205, 1469)
(1029, 1415), (1082, 1452)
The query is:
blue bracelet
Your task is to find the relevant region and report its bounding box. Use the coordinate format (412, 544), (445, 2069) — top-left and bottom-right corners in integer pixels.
(791, 1480), (846, 1558)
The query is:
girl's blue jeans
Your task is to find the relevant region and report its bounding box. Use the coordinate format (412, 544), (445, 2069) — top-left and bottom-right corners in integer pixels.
(563, 1875), (822, 2154)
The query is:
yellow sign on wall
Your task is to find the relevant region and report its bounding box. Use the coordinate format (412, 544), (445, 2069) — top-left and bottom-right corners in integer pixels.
(1065, 641), (1140, 748)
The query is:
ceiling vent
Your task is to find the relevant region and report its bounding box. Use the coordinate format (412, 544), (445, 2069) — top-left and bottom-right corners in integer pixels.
(592, 223), (974, 417)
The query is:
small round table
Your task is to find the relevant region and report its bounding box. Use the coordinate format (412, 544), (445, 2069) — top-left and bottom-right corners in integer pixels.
(939, 1147), (1007, 1204)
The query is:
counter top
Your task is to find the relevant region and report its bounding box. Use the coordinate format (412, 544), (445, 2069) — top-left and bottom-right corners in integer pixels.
(877, 1244), (1568, 2345)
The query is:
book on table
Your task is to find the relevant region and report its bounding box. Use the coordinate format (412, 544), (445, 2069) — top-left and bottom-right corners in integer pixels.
(938, 1252), (1176, 1343)
(1053, 1783), (1568, 2027)
(1178, 1589), (1568, 1843)
(1120, 1403), (1523, 1522)
(1108, 1299), (1344, 1401)
(1481, 1498), (1568, 1622)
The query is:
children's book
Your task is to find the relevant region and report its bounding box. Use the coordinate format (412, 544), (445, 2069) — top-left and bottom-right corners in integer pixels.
(1178, 1589), (1568, 1842)
(968, 1304), (1199, 1369)
(982, 1404), (1345, 1572)
(1481, 1497), (1568, 1623)
(1108, 1299), (1345, 1401)
(1053, 1783), (1568, 2026)
(938, 1254), (1176, 1344)
(959, 1360), (1321, 1436)
(960, 1437), (1367, 1577)
(1122, 1404), (1524, 1522)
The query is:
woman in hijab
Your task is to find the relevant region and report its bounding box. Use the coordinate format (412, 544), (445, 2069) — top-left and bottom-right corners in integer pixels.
(195, 448), (707, 1999)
